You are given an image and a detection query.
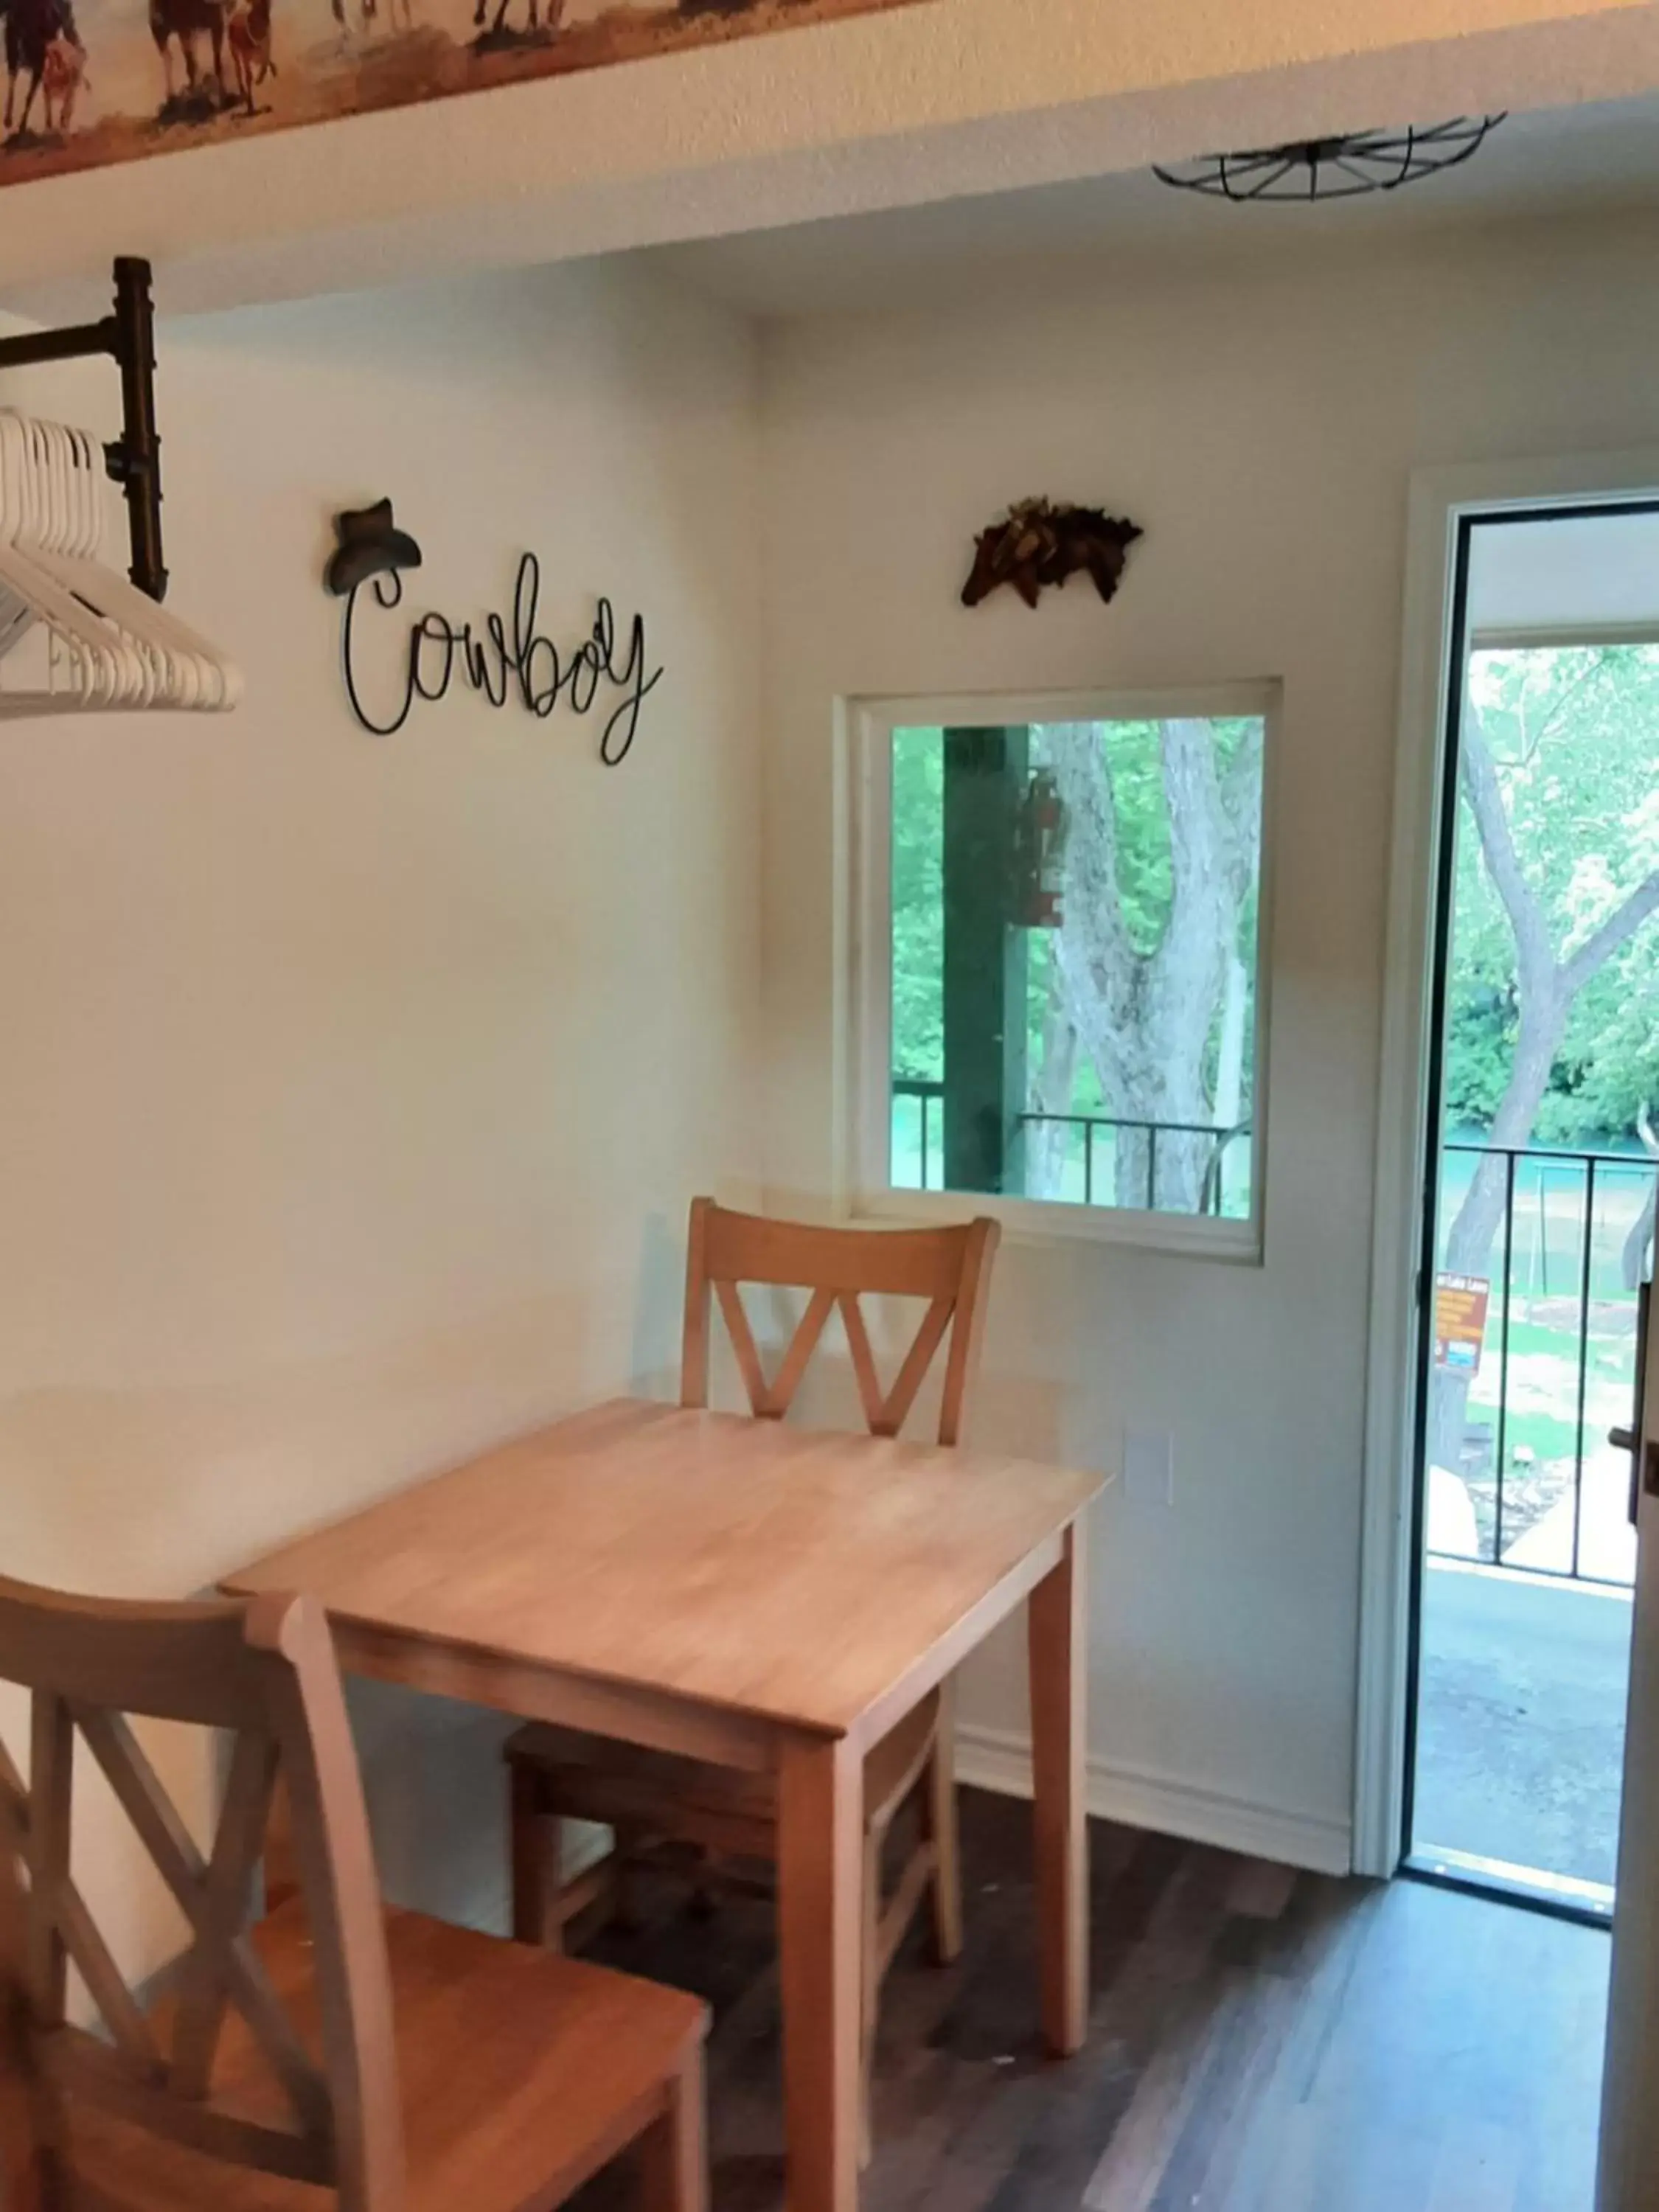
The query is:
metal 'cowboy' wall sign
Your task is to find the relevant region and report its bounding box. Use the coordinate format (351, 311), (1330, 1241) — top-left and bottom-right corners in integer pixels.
(324, 499), (661, 765)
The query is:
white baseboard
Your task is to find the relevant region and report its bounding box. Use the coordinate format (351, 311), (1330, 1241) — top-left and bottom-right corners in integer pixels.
(954, 1721), (1353, 1877)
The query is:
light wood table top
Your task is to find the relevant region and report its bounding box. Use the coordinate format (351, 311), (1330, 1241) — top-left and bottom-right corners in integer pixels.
(224, 1396), (1102, 2212)
(223, 1398), (1103, 1750)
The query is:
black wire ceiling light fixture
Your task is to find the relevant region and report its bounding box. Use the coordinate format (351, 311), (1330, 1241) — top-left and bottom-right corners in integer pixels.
(1153, 116), (1506, 204)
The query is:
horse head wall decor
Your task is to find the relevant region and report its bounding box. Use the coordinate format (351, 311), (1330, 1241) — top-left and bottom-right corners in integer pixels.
(961, 498), (1143, 611)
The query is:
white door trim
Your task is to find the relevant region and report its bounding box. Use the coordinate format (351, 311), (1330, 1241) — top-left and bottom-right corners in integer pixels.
(1354, 448), (1659, 1879)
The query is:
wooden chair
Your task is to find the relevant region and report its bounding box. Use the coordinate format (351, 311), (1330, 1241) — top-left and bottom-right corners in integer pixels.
(0, 1571), (709, 2212)
(505, 1197), (1001, 2153)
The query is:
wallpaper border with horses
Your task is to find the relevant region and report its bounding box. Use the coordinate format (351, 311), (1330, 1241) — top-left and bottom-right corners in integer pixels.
(0, 0), (931, 190)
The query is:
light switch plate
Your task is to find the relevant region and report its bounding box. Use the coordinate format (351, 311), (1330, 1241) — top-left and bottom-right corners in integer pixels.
(1123, 1427), (1175, 1506)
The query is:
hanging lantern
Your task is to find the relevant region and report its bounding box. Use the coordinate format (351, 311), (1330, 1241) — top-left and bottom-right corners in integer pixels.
(1014, 767), (1068, 929)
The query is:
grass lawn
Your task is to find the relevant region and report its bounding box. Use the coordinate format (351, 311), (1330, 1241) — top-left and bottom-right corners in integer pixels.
(1454, 1295), (1641, 1559)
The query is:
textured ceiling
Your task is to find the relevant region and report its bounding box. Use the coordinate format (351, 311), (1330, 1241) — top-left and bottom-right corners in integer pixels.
(640, 91), (1659, 318)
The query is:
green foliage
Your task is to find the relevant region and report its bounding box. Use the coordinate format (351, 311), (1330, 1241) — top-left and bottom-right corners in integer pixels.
(1440, 975), (1517, 1129)
(890, 728), (944, 1082)
(1023, 718), (1261, 1125)
(891, 719), (1264, 1130)
(1093, 720), (1172, 958)
(1446, 644), (1659, 1146)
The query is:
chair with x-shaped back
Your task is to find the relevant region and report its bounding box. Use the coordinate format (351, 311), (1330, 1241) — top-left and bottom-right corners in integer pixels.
(0, 1572), (708, 2212)
(504, 1197), (1001, 2159)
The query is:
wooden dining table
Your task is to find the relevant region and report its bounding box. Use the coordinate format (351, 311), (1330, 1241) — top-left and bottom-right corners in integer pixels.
(223, 1397), (1103, 2212)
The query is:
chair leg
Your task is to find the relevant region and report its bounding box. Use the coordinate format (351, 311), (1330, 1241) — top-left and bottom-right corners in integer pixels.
(922, 1705), (963, 1966)
(639, 2047), (709, 2212)
(509, 1763), (563, 1951)
(859, 1824), (881, 2169)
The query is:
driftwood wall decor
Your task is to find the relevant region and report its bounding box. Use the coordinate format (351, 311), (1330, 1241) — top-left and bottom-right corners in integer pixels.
(961, 498), (1142, 611)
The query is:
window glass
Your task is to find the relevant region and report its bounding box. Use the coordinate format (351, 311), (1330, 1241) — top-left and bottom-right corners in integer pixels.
(886, 713), (1266, 1221)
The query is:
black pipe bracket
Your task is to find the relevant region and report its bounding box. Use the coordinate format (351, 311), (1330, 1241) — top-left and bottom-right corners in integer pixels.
(0, 257), (167, 603)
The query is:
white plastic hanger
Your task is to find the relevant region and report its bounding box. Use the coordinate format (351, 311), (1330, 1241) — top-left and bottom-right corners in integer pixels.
(0, 414), (145, 710)
(0, 418), (128, 709)
(18, 416), (189, 710)
(0, 408), (240, 719)
(41, 421), (232, 711)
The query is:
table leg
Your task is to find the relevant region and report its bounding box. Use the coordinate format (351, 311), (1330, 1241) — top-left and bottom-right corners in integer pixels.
(1029, 1517), (1088, 2056)
(777, 1733), (862, 2212)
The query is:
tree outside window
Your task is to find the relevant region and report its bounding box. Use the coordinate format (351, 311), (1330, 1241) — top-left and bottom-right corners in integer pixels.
(884, 694), (1270, 1243)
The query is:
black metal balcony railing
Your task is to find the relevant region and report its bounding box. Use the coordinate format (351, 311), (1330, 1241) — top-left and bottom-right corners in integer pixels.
(1018, 1112), (1251, 1214)
(889, 1077), (1250, 1216)
(1433, 1141), (1658, 1588)
(891, 1077), (945, 1196)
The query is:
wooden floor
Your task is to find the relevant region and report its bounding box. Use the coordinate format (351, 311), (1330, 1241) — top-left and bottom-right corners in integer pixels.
(577, 1787), (1611, 2212)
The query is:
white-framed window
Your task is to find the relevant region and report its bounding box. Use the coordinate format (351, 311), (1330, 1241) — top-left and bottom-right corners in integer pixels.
(844, 684), (1277, 1258)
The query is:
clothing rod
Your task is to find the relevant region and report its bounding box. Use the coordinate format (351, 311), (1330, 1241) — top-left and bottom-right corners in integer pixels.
(0, 259), (167, 603)
(0, 319), (119, 373)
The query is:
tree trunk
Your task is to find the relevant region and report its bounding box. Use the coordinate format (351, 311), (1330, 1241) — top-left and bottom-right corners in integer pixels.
(1206, 951), (1250, 1212)
(1027, 959), (1078, 1200)
(1040, 717), (1260, 1214)
(1427, 717), (1659, 1486)
(1622, 1107), (1659, 1293)
(1214, 953), (1248, 1132)
(1428, 980), (1568, 1478)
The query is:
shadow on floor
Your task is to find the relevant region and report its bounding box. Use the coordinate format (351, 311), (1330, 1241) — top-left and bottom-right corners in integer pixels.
(573, 1786), (1610, 2211)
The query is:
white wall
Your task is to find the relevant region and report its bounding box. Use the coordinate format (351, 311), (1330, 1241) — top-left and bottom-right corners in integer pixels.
(758, 206), (1659, 1873)
(0, 255), (762, 1967)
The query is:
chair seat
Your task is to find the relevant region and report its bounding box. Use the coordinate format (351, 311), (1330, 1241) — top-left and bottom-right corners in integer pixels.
(63, 1898), (707, 2212)
(506, 1688), (942, 1846)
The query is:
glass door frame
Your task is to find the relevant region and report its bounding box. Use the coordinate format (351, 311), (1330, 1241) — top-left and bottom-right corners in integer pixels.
(1397, 493), (1659, 1926)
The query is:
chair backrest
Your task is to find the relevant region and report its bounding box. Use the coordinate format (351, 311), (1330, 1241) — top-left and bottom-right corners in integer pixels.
(0, 1576), (403, 2211)
(680, 1198), (1001, 1447)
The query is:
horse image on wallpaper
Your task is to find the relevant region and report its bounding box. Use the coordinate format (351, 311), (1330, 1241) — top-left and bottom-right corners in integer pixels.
(0, 0), (925, 185)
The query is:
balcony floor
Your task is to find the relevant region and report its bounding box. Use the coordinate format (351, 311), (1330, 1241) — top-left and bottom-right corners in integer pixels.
(1414, 1557), (1633, 1892)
